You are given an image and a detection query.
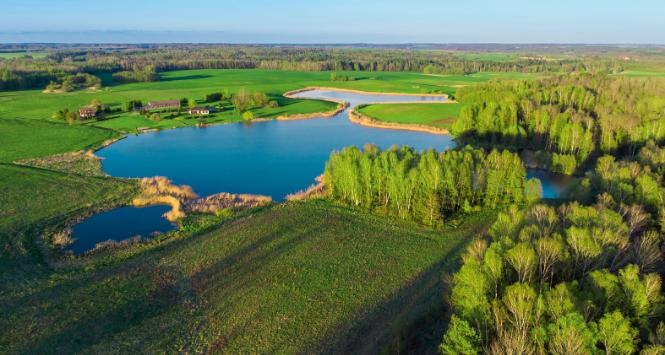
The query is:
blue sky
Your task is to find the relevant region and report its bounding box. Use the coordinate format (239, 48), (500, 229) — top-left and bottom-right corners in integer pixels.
(1, 0), (664, 43)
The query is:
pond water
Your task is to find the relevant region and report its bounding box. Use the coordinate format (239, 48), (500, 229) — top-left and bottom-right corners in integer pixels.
(527, 170), (576, 199)
(74, 89), (570, 252)
(70, 205), (175, 253)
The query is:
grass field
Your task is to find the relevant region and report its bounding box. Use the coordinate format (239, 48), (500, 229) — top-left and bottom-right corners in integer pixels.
(0, 52), (49, 59)
(358, 103), (464, 129)
(0, 69), (537, 149)
(620, 70), (665, 77)
(0, 119), (119, 162)
(0, 164), (137, 281)
(0, 199), (493, 353)
(0, 69), (533, 121)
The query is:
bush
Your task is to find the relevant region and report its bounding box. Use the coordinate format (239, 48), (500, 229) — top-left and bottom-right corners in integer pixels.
(205, 92), (223, 102)
(231, 89), (269, 112)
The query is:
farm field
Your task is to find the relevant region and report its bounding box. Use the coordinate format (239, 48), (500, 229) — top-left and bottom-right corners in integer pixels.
(0, 51), (49, 59)
(0, 69), (534, 122)
(0, 199), (494, 353)
(357, 102), (464, 129)
(620, 70), (665, 77)
(0, 118), (119, 162)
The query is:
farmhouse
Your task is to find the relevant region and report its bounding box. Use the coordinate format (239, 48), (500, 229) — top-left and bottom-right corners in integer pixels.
(189, 107), (212, 115)
(145, 100), (180, 111)
(78, 106), (98, 119)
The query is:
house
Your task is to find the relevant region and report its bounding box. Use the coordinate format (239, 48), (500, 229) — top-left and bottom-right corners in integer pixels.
(189, 107), (212, 115)
(78, 106), (98, 119)
(145, 100), (180, 111)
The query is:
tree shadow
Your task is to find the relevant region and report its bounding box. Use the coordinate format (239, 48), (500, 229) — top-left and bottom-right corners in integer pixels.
(307, 236), (470, 355)
(159, 74), (214, 82)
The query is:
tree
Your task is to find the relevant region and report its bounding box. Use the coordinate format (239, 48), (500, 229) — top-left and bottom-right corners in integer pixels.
(242, 111), (254, 121)
(440, 315), (482, 354)
(597, 311), (638, 354)
(525, 178), (543, 204)
(546, 312), (597, 355)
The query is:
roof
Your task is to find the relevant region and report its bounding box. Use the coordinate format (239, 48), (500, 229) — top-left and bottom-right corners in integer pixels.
(146, 100), (180, 107)
(190, 107), (210, 111)
(79, 106), (97, 113)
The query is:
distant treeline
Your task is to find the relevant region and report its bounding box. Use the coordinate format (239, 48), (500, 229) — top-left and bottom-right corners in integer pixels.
(0, 46), (626, 91)
(111, 65), (159, 83)
(452, 75), (665, 174)
(324, 145), (538, 225)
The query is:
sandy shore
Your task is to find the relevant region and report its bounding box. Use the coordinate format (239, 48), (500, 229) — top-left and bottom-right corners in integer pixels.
(348, 109), (450, 135)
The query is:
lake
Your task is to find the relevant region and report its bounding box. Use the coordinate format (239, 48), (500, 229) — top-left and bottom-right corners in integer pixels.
(97, 90), (455, 199)
(72, 89), (570, 252)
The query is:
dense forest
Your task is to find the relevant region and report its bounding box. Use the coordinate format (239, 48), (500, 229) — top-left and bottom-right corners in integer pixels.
(452, 75), (665, 174)
(442, 201), (665, 353)
(0, 46), (629, 91)
(324, 145), (538, 225)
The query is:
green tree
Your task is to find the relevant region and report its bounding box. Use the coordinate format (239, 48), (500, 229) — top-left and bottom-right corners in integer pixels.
(440, 315), (482, 354)
(597, 311), (638, 354)
(546, 312), (597, 355)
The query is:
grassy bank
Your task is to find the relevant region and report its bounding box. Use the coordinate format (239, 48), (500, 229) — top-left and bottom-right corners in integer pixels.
(0, 199), (494, 353)
(0, 164), (137, 281)
(357, 102), (464, 130)
(0, 119), (119, 162)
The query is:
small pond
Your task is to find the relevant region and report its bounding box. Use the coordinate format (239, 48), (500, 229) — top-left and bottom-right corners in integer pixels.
(70, 205), (175, 253)
(527, 170), (576, 200)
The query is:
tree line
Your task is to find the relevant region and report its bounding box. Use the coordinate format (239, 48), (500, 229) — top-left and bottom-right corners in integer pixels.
(452, 75), (665, 174)
(323, 145), (538, 225)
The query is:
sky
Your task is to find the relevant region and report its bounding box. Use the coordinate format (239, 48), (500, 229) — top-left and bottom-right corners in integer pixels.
(1, 0), (664, 44)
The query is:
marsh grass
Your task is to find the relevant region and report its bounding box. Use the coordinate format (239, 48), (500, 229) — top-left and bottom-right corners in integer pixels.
(132, 177), (198, 221)
(17, 151), (104, 176)
(50, 229), (73, 248)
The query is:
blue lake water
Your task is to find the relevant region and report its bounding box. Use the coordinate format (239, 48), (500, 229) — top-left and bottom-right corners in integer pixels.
(70, 205), (175, 253)
(73, 89), (570, 253)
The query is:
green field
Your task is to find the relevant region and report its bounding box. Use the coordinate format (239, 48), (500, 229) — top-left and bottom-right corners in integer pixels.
(0, 164), (136, 280)
(0, 199), (493, 353)
(620, 70), (665, 77)
(0, 119), (119, 162)
(0, 51), (49, 59)
(0, 69), (537, 150)
(358, 103), (464, 129)
(0, 69), (533, 120)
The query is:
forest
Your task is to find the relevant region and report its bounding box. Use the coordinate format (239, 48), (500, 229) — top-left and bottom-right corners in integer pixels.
(0, 45), (630, 91)
(452, 75), (665, 174)
(324, 145), (538, 225)
(442, 201), (664, 353)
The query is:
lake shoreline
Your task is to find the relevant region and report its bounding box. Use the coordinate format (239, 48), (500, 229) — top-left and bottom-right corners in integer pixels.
(348, 108), (450, 135)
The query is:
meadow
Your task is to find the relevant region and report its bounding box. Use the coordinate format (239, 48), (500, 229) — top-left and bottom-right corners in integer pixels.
(0, 200), (494, 353)
(0, 51), (49, 59)
(357, 103), (464, 129)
